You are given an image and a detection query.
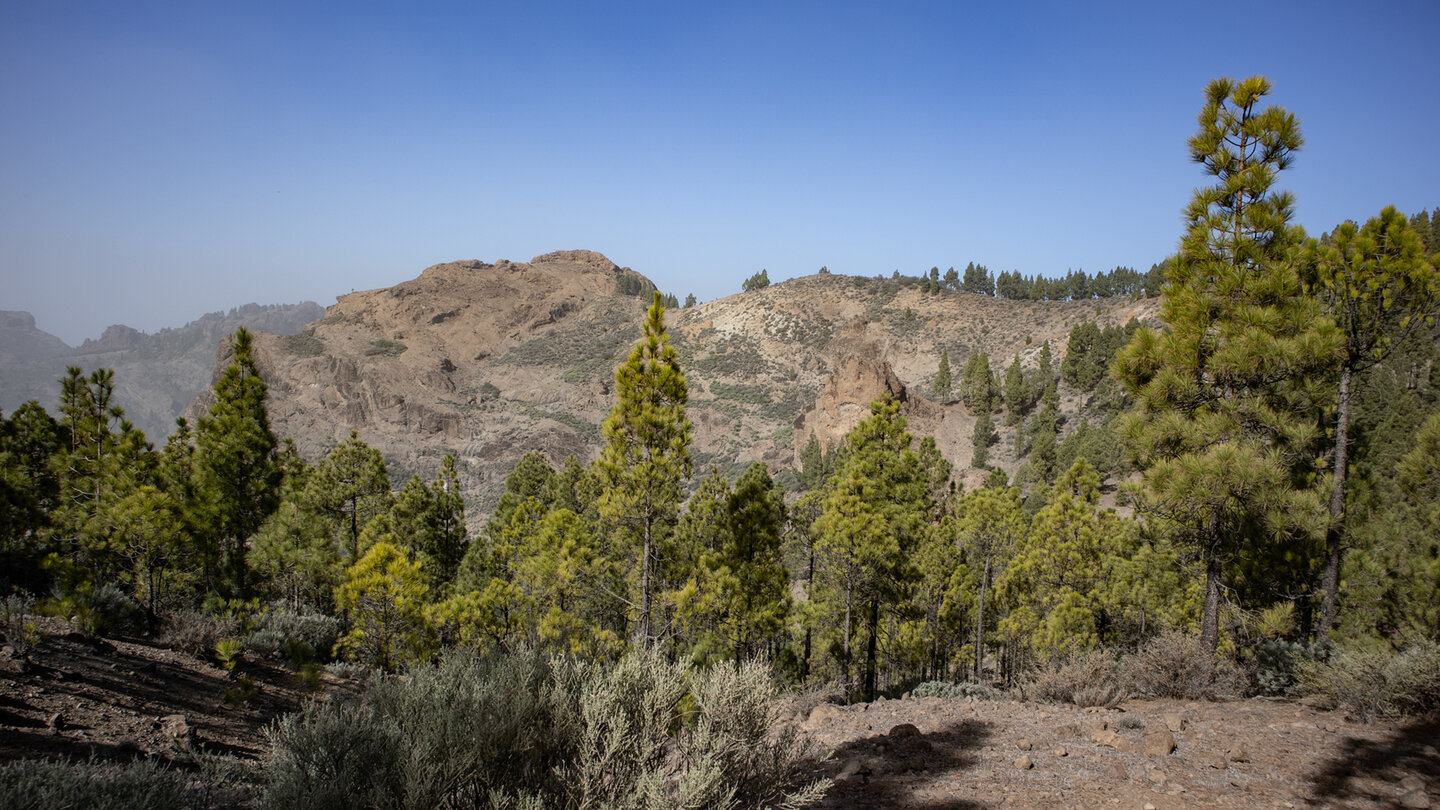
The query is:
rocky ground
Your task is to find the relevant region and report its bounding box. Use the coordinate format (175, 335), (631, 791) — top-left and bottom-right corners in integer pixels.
(798, 692), (1438, 809)
(2, 620), (1435, 809)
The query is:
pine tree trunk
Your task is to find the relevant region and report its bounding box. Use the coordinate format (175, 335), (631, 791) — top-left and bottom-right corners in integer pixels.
(865, 599), (879, 702)
(639, 492), (653, 646)
(975, 555), (990, 682)
(1318, 363), (1352, 641)
(1198, 511), (1224, 655)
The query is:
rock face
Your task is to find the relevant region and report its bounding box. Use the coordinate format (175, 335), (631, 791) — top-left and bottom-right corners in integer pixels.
(0, 310), (71, 366)
(191, 252), (1159, 518)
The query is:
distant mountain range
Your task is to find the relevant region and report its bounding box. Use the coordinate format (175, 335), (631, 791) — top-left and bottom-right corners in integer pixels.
(0, 302), (325, 441)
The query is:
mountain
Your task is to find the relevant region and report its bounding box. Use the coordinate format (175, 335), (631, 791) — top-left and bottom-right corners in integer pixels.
(0, 302), (325, 441)
(0, 311), (71, 366)
(199, 250), (1157, 515)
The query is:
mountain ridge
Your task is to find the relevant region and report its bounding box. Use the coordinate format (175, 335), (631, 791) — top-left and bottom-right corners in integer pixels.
(197, 251), (1158, 516)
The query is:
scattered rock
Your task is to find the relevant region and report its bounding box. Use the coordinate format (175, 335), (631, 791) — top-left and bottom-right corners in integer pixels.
(888, 723), (920, 738)
(1143, 729), (1176, 757)
(46, 711), (63, 730)
(1015, 737), (1033, 751)
(1146, 767), (1167, 786)
(1161, 712), (1186, 732)
(1227, 743), (1249, 762)
(161, 713), (196, 750)
(1015, 755), (1034, 770)
(1400, 790), (1431, 809)
(1089, 729), (1119, 747)
(1206, 755), (1228, 770)
(806, 704), (842, 728)
(1106, 761), (1128, 781)
(1052, 745), (1068, 757)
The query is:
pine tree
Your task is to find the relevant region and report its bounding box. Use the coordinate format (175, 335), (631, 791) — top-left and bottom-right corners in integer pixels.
(971, 410), (994, 469)
(390, 455), (468, 594)
(193, 328), (281, 597)
(934, 349), (953, 401)
(813, 396), (932, 700)
(684, 293), (697, 308)
(597, 292), (693, 645)
(1003, 355), (1025, 426)
(997, 459), (1133, 662)
(798, 432), (828, 491)
(307, 431), (391, 562)
(1116, 76), (1340, 654)
(960, 352), (993, 412)
(949, 484), (1025, 680)
(1300, 207), (1439, 638)
(335, 541), (431, 670)
(714, 463), (791, 662)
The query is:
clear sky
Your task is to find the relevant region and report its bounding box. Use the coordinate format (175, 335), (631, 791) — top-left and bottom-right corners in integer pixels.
(3, 0), (1437, 345)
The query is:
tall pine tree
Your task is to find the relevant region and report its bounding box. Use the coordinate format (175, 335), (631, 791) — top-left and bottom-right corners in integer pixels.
(597, 292), (693, 645)
(193, 328), (281, 597)
(1117, 76), (1340, 653)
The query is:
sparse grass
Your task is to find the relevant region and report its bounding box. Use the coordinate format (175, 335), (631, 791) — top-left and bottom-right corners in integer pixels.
(363, 339), (407, 357)
(280, 331), (324, 357)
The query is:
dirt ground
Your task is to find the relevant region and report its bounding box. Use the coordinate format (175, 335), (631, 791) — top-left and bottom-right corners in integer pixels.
(2, 620), (1436, 809)
(800, 692), (1439, 809)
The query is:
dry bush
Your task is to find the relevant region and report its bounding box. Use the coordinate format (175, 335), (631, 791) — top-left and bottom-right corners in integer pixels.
(263, 646), (830, 810)
(1123, 631), (1247, 700)
(156, 609), (236, 657)
(1298, 641), (1440, 722)
(1022, 649), (1126, 707)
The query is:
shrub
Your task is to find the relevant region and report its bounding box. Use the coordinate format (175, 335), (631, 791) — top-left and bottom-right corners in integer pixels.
(46, 583), (144, 637)
(1298, 641), (1440, 721)
(250, 605), (340, 663)
(910, 681), (1002, 701)
(1250, 639), (1323, 697)
(363, 338), (407, 357)
(215, 638), (245, 671)
(245, 628), (288, 658)
(0, 594), (41, 655)
(280, 331), (324, 357)
(264, 647), (829, 809)
(1022, 649), (1126, 707)
(0, 758), (192, 810)
(262, 699), (403, 810)
(1123, 631), (1247, 700)
(156, 608), (236, 657)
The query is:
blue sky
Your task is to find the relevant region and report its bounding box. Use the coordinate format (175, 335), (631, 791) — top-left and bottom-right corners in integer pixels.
(3, 1), (1437, 345)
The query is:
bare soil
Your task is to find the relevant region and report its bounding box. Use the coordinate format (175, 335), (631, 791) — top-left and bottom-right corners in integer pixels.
(3, 620), (1435, 809)
(800, 692), (1438, 809)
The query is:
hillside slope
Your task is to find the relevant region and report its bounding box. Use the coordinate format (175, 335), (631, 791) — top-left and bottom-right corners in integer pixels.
(207, 250), (1156, 514)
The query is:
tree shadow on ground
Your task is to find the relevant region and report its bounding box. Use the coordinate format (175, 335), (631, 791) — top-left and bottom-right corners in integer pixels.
(1307, 715), (1440, 808)
(814, 718), (995, 809)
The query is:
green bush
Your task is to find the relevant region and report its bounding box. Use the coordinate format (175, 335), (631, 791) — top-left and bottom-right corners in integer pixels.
(1298, 640), (1440, 721)
(0, 758), (192, 810)
(263, 647), (829, 809)
(1250, 639), (1323, 697)
(364, 338), (407, 357)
